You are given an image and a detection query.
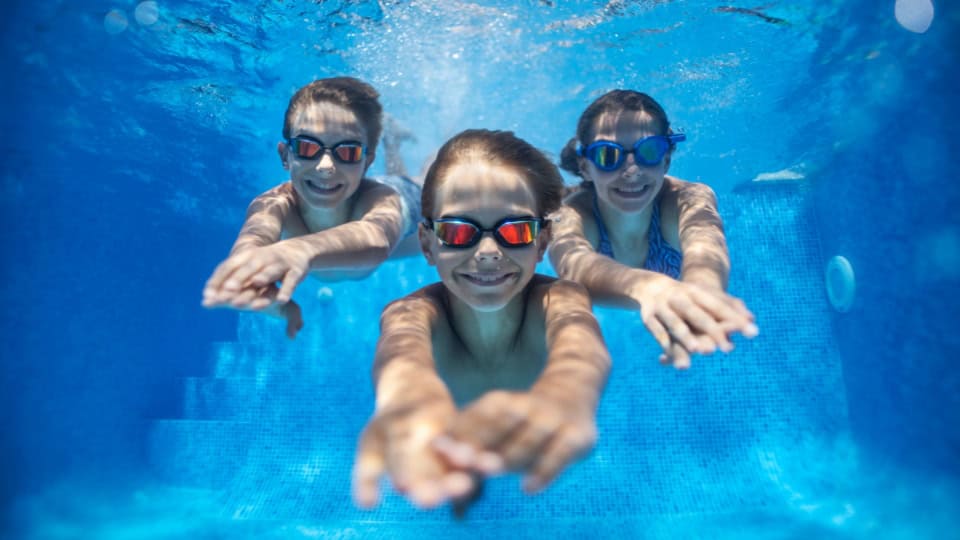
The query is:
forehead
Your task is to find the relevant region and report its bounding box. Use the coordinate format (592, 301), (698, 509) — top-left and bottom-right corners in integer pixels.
(289, 101), (366, 141)
(433, 160), (538, 220)
(591, 110), (660, 140)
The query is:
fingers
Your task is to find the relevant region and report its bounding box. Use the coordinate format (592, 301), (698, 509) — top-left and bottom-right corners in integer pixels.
(522, 425), (596, 494)
(443, 392), (528, 458)
(689, 288), (758, 339)
(202, 253), (251, 305)
(662, 340), (692, 370)
(284, 301), (304, 339)
(277, 267), (306, 304)
(641, 312), (672, 352)
(353, 423), (387, 509)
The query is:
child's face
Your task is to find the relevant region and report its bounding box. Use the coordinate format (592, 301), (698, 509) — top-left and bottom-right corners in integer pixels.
(420, 160), (547, 312)
(279, 101), (373, 210)
(580, 110), (670, 213)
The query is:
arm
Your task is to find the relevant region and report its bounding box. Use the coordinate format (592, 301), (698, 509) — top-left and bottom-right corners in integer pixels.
(352, 289), (475, 510)
(206, 182), (406, 304)
(549, 204), (753, 367)
(437, 279), (611, 494)
(671, 179), (731, 291)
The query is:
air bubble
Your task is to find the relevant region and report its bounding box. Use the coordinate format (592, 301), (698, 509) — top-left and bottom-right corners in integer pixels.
(104, 9), (128, 34)
(135, 1), (160, 26)
(895, 0), (934, 34)
(825, 256), (856, 313)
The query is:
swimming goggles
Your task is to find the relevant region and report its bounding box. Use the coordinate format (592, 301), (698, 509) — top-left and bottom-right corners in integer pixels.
(425, 216), (543, 249)
(578, 134), (686, 171)
(287, 136), (366, 163)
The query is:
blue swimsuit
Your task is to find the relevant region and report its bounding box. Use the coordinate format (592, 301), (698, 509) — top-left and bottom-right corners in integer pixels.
(591, 188), (683, 279)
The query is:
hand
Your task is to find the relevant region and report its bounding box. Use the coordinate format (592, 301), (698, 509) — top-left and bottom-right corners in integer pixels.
(434, 389), (597, 494)
(202, 281), (304, 339)
(202, 241), (311, 307)
(353, 398), (476, 510)
(635, 277), (757, 369)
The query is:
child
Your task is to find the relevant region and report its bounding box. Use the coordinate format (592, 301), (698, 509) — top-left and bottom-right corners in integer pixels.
(352, 130), (611, 511)
(202, 77), (423, 338)
(551, 90), (758, 368)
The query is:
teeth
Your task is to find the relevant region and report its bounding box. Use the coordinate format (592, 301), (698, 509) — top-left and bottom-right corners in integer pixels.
(616, 184), (649, 193)
(470, 274), (505, 282)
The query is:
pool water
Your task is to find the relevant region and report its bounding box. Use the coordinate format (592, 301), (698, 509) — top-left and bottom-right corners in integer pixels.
(3, 1), (958, 538)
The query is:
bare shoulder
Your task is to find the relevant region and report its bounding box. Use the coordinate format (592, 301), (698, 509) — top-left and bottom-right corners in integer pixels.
(553, 188), (597, 244)
(530, 275), (591, 311)
(383, 283), (445, 316)
(352, 177), (402, 218)
(250, 181), (297, 209)
(663, 176), (718, 203)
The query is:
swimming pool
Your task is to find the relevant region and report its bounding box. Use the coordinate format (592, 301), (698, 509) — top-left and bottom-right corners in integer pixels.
(3, 1), (958, 538)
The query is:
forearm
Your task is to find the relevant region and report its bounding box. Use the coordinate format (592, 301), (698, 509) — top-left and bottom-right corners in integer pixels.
(229, 187), (290, 256)
(372, 296), (453, 413)
(677, 182), (730, 290)
(285, 220), (393, 274)
(534, 282), (611, 409)
(553, 244), (672, 309)
(681, 245), (730, 290)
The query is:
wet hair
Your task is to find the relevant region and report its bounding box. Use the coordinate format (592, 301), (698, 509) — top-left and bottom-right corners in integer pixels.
(559, 90), (673, 178)
(422, 129), (564, 219)
(282, 77), (383, 155)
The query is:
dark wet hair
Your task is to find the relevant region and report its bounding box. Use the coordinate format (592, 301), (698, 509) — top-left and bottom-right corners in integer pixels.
(559, 90), (673, 178)
(283, 77), (383, 155)
(422, 129), (564, 219)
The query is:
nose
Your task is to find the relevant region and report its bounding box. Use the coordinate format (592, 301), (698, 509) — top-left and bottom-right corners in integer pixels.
(315, 150), (336, 172)
(474, 234), (502, 262)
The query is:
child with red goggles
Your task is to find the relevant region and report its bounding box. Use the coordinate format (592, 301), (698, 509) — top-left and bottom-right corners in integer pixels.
(202, 77), (423, 338)
(353, 129), (611, 514)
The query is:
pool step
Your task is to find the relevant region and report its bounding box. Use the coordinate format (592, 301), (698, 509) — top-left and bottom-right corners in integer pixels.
(149, 419), (253, 488)
(184, 376), (259, 421)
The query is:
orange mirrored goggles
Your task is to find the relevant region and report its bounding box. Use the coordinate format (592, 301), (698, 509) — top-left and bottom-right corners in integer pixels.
(426, 216), (543, 248)
(287, 136), (365, 163)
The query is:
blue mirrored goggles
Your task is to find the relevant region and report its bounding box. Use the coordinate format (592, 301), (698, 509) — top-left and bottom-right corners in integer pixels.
(578, 134), (686, 171)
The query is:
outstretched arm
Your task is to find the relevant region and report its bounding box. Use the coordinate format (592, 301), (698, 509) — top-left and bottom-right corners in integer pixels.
(353, 289), (475, 510)
(202, 184), (303, 337)
(205, 182), (406, 305)
(672, 179), (731, 291)
(549, 205), (754, 368)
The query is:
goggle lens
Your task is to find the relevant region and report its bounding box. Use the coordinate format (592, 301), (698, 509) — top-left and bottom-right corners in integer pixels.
(635, 137), (669, 165)
(292, 138), (322, 159)
(497, 221), (537, 245)
(333, 144), (365, 163)
(591, 145), (622, 170)
(435, 221), (479, 246)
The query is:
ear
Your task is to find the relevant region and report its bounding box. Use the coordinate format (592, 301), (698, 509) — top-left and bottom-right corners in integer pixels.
(364, 150), (376, 174)
(577, 154), (594, 182)
(278, 141), (290, 170)
(536, 222), (552, 262)
(418, 222), (436, 265)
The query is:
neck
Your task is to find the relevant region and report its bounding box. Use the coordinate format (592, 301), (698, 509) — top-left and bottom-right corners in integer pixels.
(595, 192), (655, 242)
(296, 189), (354, 232)
(444, 286), (529, 363)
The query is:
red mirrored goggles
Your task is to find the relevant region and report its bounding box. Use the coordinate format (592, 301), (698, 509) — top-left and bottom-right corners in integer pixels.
(426, 217), (544, 249)
(287, 136), (366, 163)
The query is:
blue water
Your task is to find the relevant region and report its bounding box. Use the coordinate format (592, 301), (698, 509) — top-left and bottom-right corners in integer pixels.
(3, 1), (958, 538)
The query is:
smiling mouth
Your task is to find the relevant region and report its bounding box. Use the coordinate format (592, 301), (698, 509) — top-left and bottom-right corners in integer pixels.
(461, 272), (517, 287)
(305, 179), (344, 195)
(613, 184), (652, 198)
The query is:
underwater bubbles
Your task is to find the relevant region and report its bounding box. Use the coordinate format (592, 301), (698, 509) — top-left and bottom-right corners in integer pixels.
(895, 0), (935, 34)
(135, 1), (160, 26)
(104, 9), (128, 34)
(826, 256), (856, 313)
